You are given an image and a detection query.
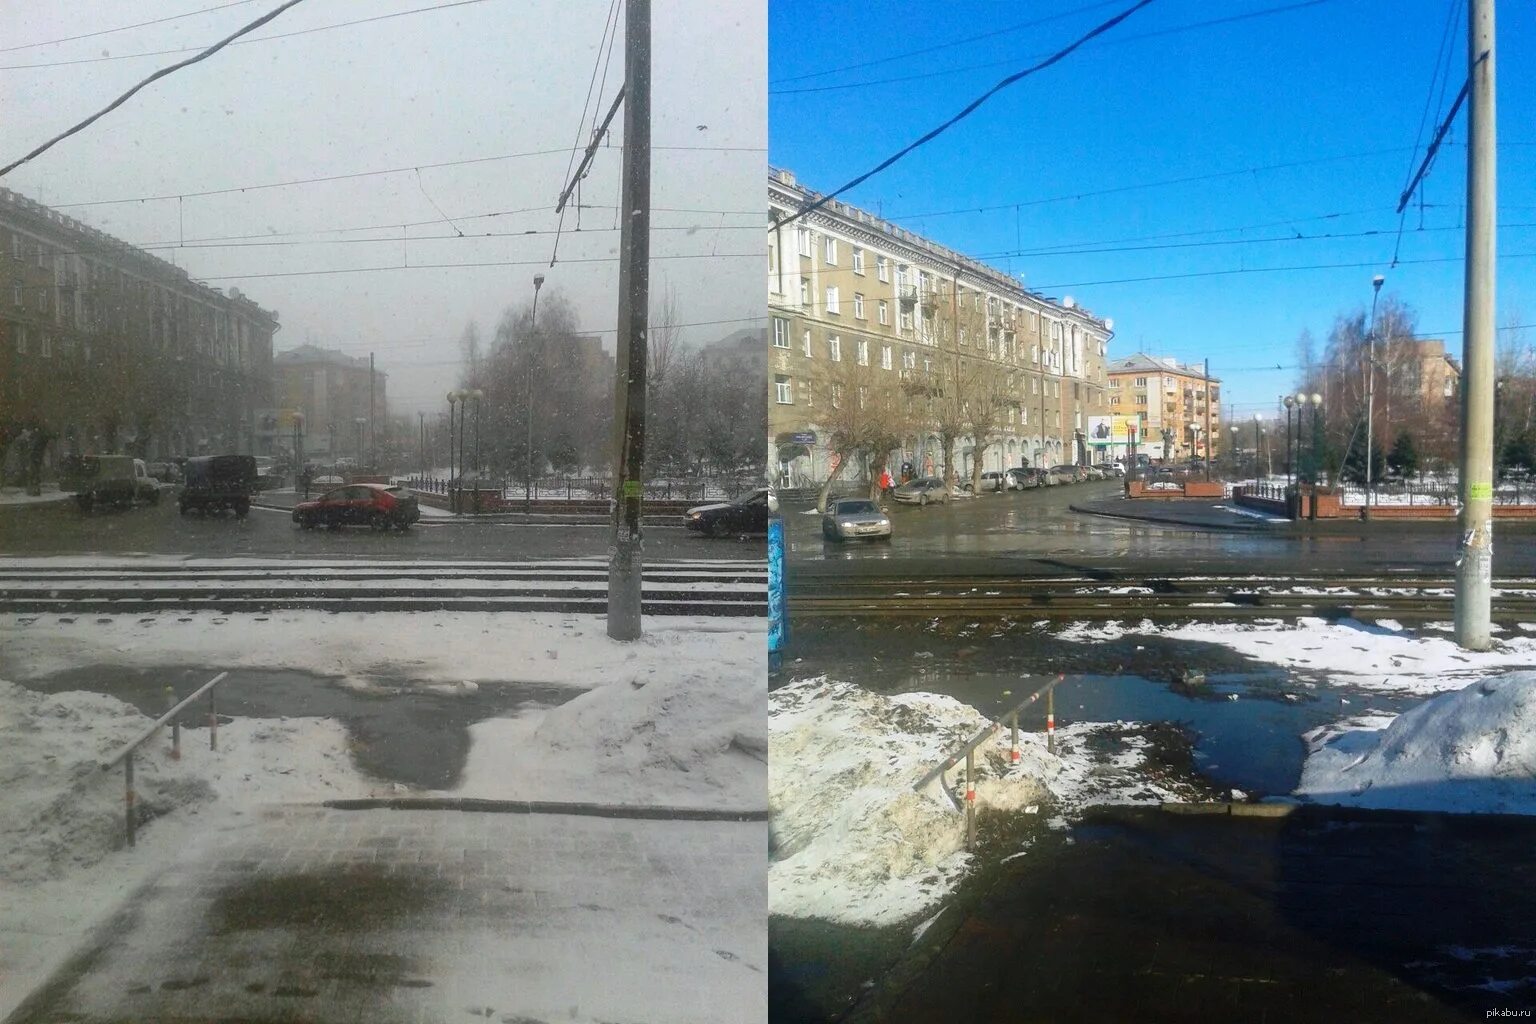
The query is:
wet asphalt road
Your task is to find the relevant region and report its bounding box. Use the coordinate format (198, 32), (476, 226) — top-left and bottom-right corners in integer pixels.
(0, 495), (760, 560)
(786, 481), (1536, 577)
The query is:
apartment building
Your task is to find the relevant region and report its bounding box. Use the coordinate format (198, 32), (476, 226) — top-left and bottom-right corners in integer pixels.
(270, 345), (390, 461)
(1106, 354), (1222, 461)
(767, 169), (1113, 487)
(0, 188), (277, 469)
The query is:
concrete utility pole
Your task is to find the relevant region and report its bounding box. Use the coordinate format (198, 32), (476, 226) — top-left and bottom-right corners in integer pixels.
(369, 352), (375, 470)
(1203, 357), (1212, 482)
(607, 0), (651, 641)
(1364, 274), (1384, 517)
(1456, 0), (1497, 650)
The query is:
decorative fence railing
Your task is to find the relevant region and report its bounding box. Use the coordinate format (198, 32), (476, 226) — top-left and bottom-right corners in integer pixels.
(401, 475), (755, 503)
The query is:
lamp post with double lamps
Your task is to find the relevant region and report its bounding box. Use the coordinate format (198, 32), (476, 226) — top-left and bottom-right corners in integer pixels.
(1308, 393), (1324, 519)
(292, 413), (305, 496)
(1252, 412), (1263, 480)
(526, 273), (545, 514)
(1364, 273), (1386, 518)
(446, 391), (459, 511)
(1283, 395), (1297, 489)
(1230, 425), (1240, 477)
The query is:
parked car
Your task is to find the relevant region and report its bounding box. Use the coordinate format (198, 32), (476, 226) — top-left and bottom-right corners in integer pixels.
(1102, 462), (1126, 478)
(65, 455), (161, 511)
(145, 461), (182, 484)
(1050, 464), (1089, 484)
(179, 454), (258, 517)
(962, 470), (1019, 493)
(292, 483), (420, 531)
(1008, 467), (1048, 488)
(821, 498), (892, 542)
(1083, 465), (1107, 481)
(684, 487), (772, 536)
(891, 476), (952, 505)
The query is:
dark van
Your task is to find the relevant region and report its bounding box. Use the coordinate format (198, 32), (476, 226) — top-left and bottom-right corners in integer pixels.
(179, 455), (258, 517)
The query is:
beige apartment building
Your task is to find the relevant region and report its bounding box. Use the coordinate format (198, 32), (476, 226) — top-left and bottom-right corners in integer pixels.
(767, 169), (1113, 488)
(1106, 354), (1222, 461)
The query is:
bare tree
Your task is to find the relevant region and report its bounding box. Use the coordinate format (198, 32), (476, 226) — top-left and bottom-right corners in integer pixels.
(964, 364), (1010, 494)
(648, 283), (683, 390)
(814, 356), (910, 513)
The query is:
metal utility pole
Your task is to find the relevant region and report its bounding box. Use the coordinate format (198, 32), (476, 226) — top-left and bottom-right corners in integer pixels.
(1364, 274), (1384, 517)
(1203, 358), (1212, 481)
(1456, 0), (1497, 650)
(607, 0), (651, 641)
(526, 274), (544, 513)
(369, 352), (376, 470)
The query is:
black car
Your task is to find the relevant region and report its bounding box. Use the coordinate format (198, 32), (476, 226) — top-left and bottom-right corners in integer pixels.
(684, 488), (772, 536)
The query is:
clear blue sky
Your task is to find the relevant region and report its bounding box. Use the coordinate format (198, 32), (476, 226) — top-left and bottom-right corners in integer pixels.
(769, 0), (1536, 422)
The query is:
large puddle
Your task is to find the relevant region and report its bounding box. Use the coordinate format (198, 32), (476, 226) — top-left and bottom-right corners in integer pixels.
(21, 665), (576, 788)
(784, 622), (1421, 796)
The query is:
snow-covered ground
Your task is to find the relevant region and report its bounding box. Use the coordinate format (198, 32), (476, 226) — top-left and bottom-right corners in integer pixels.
(0, 610), (766, 1018)
(1056, 616), (1536, 695)
(769, 678), (1206, 926)
(0, 485), (71, 506)
(1297, 672), (1536, 814)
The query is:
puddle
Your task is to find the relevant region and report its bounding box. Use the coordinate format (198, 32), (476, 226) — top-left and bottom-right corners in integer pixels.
(21, 665), (576, 789)
(786, 624), (1420, 797)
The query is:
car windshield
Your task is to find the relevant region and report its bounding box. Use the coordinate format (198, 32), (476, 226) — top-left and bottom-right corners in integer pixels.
(835, 501), (878, 514)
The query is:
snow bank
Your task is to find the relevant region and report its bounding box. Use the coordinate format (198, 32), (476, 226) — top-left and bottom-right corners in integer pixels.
(0, 680), (377, 884)
(0, 611), (765, 691)
(768, 679), (1207, 926)
(453, 660), (766, 810)
(1297, 671), (1536, 814)
(1057, 617), (1536, 695)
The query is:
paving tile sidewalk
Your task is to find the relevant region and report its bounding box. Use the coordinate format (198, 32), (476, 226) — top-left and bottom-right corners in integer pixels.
(11, 806), (767, 1024)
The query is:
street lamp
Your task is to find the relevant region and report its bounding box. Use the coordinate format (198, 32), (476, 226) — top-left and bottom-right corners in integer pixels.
(1308, 392), (1323, 518)
(354, 417), (367, 472)
(292, 413), (306, 496)
(1230, 424), (1240, 477)
(526, 273), (545, 513)
(1365, 273), (1385, 515)
(447, 390), (464, 513)
(1252, 412), (1262, 480)
(1283, 395), (1297, 488)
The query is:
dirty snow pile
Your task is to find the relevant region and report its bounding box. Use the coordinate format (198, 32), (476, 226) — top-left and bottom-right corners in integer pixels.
(1297, 671), (1536, 814)
(769, 678), (1205, 926)
(0, 680), (376, 885)
(452, 657), (767, 810)
(1058, 616), (1536, 695)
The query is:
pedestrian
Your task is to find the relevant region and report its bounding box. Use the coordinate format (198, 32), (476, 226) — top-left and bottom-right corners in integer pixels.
(879, 467), (894, 500)
(300, 465), (312, 500)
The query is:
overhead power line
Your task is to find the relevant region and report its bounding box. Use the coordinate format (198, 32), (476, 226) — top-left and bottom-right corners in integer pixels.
(0, 0), (492, 72)
(45, 143), (764, 209)
(1032, 250), (1536, 290)
(193, 250), (764, 283)
(776, 0), (1157, 231)
(0, 0), (310, 178)
(772, 0), (1324, 96)
(0, 0), (257, 53)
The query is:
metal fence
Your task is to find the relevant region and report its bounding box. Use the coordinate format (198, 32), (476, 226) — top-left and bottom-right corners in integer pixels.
(402, 475), (757, 503)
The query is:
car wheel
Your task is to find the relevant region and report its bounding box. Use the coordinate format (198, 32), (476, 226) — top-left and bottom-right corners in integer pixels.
(918, 493), (928, 506)
(178, 503), (190, 516)
(369, 512), (391, 531)
(234, 499), (250, 518)
(296, 514), (314, 530)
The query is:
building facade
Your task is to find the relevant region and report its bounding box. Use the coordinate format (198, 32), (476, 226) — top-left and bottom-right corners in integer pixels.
(767, 169), (1113, 488)
(271, 345), (389, 463)
(1106, 354), (1222, 461)
(0, 188), (278, 472)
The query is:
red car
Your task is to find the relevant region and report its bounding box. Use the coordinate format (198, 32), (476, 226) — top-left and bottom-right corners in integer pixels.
(292, 484), (420, 531)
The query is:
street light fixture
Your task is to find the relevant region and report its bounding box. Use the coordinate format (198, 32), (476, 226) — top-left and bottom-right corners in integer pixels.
(1365, 273), (1386, 516)
(527, 274), (545, 514)
(1308, 393), (1323, 517)
(1252, 412), (1263, 480)
(1230, 424), (1240, 477)
(1283, 395), (1297, 489)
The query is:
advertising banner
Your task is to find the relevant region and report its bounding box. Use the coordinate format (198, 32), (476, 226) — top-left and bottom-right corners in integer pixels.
(767, 517), (787, 672)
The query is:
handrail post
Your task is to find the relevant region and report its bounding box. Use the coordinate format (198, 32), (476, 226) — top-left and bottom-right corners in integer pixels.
(1009, 712), (1020, 765)
(124, 751), (136, 848)
(209, 687), (218, 751)
(167, 685), (180, 760)
(964, 749), (977, 849)
(1047, 686), (1056, 755)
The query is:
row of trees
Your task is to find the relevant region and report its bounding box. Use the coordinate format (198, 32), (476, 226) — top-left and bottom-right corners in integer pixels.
(444, 287), (762, 484)
(1289, 297), (1535, 484)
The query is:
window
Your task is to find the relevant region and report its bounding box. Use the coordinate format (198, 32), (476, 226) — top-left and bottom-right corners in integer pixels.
(824, 237), (837, 265)
(856, 339), (869, 365)
(876, 255), (889, 282)
(825, 286), (840, 315)
(1135, 394), (1148, 405)
(831, 383), (843, 408)
(1031, 344), (1039, 364)
(1109, 378), (1121, 389)
(1134, 377), (1147, 387)
(881, 345), (892, 370)
(14, 325), (27, 354)
(772, 316), (790, 349)
(853, 293), (865, 319)
(797, 228), (812, 257)
(899, 308), (913, 332)
(895, 266), (907, 290)
(11, 285), (20, 308)
(803, 329), (813, 358)
(878, 300), (889, 325)
(852, 249), (864, 274)
(10, 235), (21, 260)
(36, 245), (48, 268)
(800, 278), (811, 308)
(903, 350), (916, 370)
(775, 374), (792, 405)
(36, 288), (48, 313)
(39, 333), (52, 358)
(828, 335), (841, 361)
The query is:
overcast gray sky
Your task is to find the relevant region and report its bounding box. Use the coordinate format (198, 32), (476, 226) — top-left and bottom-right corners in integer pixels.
(0, 0), (765, 416)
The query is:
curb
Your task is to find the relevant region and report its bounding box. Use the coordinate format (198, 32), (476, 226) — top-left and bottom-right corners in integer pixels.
(322, 796), (769, 822)
(1068, 502), (1270, 533)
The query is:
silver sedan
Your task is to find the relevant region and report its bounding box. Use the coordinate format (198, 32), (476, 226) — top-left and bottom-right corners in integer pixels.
(821, 498), (893, 542)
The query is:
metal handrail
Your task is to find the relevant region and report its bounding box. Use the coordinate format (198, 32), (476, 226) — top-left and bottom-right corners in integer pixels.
(914, 674), (1065, 849)
(100, 670), (228, 847)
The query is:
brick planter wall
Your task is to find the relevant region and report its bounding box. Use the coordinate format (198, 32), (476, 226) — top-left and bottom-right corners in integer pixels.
(1125, 479), (1225, 500)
